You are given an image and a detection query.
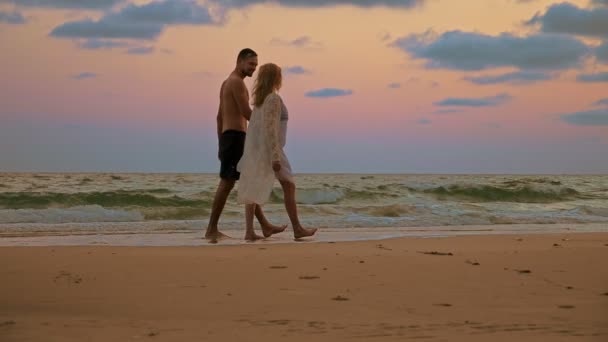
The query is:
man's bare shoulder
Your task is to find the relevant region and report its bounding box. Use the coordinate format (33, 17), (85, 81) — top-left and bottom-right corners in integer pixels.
(225, 73), (244, 84)
(220, 78), (236, 97)
(224, 74), (245, 90)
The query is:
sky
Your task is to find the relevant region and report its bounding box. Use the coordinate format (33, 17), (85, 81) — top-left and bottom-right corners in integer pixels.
(0, 0), (607, 174)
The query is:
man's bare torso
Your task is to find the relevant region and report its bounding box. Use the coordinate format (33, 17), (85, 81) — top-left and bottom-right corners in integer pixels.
(220, 74), (248, 133)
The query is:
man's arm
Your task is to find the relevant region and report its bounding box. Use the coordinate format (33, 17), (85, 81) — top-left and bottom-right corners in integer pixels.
(216, 105), (222, 140)
(216, 106), (222, 160)
(216, 84), (224, 160)
(231, 79), (253, 120)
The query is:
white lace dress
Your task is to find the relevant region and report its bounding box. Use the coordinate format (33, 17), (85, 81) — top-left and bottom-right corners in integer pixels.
(237, 92), (293, 205)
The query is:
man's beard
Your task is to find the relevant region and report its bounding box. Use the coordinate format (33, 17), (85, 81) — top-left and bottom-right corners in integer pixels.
(243, 69), (254, 77)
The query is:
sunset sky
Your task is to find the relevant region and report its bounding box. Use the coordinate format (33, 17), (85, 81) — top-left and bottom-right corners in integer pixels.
(1, 0), (607, 173)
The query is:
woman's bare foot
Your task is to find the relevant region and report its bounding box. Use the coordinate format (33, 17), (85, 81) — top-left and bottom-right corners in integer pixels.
(293, 227), (317, 239)
(245, 231), (265, 242)
(261, 223), (288, 238)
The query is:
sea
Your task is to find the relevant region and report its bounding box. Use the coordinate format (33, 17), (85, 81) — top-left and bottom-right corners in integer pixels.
(1, 173), (607, 245)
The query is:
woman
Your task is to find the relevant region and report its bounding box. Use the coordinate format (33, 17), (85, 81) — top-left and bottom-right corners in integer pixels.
(237, 63), (318, 241)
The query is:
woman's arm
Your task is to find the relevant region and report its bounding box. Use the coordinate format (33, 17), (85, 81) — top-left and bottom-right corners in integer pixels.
(263, 94), (282, 167)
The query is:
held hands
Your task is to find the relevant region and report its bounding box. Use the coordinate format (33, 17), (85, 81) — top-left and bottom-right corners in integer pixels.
(272, 160), (281, 172)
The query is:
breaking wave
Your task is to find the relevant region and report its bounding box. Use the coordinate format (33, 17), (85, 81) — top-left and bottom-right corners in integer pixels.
(0, 191), (208, 209)
(417, 185), (580, 203)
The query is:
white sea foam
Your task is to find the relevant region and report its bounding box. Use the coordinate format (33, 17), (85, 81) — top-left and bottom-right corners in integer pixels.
(293, 188), (344, 204)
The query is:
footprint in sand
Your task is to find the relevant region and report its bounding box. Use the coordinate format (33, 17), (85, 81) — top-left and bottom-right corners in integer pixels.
(557, 305), (575, 309)
(419, 251), (453, 256)
(266, 319), (291, 326)
(54, 271), (83, 284)
(307, 321), (327, 330)
(299, 276), (320, 280)
(376, 244), (392, 251)
(331, 295), (349, 301)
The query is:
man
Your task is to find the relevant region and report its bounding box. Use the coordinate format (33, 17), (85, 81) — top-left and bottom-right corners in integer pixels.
(205, 48), (286, 241)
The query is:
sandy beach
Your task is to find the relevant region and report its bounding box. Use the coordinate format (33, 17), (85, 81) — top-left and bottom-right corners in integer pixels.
(1, 231), (607, 341)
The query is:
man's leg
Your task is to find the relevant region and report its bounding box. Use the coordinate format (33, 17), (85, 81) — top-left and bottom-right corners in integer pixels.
(254, 204), (287, 237)
(205, 178), (235, 240)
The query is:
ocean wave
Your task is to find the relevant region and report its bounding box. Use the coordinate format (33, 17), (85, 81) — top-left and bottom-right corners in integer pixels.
(0, 205), (143, 224)
(355, 204), (421, 217)
(0, 191), (208, 209)
(501, 177), (562, 187)
(576, 206), (608, 217)
(416, 184), (580, 203)
(138, 207), (208, 220)
(270, 188), (345, 204)
(343, 189), (398, 201)
(268, 187), (397, 205)
(0, 204), (209, 224)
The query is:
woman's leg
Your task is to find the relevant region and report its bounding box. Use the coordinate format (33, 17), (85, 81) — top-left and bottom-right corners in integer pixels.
(254, 205), (287, 237)
(244, 204), (264, 241)
(279, 179), (317, 239)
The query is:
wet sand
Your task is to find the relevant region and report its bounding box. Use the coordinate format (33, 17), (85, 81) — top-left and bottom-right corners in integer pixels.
(1, 231), (607, 341)
(1, 222), (606, 246)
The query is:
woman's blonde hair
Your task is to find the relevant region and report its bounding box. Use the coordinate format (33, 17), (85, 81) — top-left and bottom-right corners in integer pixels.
(252, 63), (282, 107)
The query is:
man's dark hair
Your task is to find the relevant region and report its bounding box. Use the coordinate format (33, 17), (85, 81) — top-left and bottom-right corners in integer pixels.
(237, 48), (257, 61)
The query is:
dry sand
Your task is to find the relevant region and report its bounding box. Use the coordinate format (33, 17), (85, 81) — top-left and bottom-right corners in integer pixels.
(1, 232), (607, 341)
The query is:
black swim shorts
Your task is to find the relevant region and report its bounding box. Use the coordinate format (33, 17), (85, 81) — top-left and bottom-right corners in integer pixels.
(218, 130), (246, 180)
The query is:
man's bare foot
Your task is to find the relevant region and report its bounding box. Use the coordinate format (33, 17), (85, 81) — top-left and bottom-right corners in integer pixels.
(205, 230), (230, 242)
(245, 232), (265, 242)
(261, 223), (288, 238)
(293, 227), (318, 239)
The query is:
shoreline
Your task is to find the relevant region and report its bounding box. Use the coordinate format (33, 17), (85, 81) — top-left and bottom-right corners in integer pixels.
(0, 222), (607, 246)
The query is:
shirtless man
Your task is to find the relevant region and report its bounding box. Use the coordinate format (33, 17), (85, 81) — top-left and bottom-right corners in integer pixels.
(205, 48), (286, 241)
